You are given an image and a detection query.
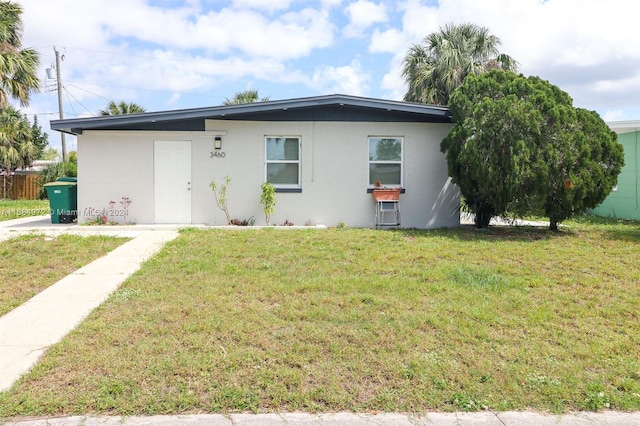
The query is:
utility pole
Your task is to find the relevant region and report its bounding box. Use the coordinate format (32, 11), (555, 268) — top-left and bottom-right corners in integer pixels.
(54, 47), (66, 162)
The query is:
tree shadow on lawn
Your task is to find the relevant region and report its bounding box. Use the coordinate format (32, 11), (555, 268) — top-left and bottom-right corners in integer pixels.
(396, 224), (575, 243)
(600, 227), (640, 242)
(565, 215), (640, 243)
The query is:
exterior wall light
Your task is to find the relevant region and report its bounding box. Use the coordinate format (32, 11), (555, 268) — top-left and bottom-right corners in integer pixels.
(214, 136), (222, 150)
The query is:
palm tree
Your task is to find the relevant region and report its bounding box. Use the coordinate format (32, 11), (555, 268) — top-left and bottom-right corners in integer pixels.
(0, 1), (41, 108)
(223, 89), (270, 105)
(402, 22), (517, 105)
(99, 100), (146, 116)
(0, 105), (35, 172)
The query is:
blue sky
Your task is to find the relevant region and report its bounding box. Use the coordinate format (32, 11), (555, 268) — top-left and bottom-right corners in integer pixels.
(15, 0), (640, 152)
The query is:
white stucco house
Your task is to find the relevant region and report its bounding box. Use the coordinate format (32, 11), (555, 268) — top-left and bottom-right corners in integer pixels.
(50, 94), (459, 228)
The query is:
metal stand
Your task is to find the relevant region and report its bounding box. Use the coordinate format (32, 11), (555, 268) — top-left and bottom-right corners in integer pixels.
(375, 200), (400, 228)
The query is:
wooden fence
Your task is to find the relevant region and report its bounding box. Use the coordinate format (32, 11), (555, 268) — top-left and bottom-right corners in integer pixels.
(2, 173), (40, 200)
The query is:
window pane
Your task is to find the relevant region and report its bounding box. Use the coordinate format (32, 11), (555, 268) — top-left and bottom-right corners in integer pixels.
(267, 163), (299, 185)
(369, 164), (401, 185)
(369, 138), (401, 161)
(267, 137), (299, 161)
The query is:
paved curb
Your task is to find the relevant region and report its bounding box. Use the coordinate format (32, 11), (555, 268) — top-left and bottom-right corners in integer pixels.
(3, 411), (640, 425)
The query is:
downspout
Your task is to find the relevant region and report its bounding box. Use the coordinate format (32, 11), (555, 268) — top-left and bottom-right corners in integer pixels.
(311, 121), (315, 182)
(635, 128), (638, 210)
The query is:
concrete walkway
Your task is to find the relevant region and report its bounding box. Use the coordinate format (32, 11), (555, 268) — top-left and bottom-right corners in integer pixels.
(0, 215), (190, 240)
(1, 216), (639, 425)
(0, 216), (179, 391)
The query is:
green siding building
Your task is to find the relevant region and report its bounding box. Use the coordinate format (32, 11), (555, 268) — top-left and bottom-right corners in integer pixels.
(591, 121), (640, 220)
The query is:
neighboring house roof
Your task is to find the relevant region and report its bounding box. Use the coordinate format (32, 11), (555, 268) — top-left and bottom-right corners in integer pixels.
(50, 94), (453, 135)
(15, 160), (57, 172)
(607, 120), (640, 134)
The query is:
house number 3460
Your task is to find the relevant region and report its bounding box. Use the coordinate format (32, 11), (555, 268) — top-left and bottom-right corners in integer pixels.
(210, 151), (226, 158)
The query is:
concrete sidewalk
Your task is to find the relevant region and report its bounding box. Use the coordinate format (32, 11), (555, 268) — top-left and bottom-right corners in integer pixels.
(459, 213), (551, 227)
(4, 411), (640, 425)
(0, 215), (192, 241)
(0, 228), (179, 392)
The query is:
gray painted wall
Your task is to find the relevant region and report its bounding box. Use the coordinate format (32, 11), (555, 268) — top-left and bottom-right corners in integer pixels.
(77, 120), (459, 228)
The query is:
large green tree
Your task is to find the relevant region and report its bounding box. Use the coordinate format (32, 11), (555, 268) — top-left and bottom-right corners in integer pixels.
(0, 105), (35, 172)
(542, 108), (624, 230)
(442, 70), (624, 230)
(99, 100), (146, 115)
(0, 1), (40, 108)
(223, 89), (269, 105)
(402, 22), (517, 106)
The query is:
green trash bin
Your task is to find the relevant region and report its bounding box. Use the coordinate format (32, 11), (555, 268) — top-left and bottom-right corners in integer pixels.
(44, 181), (78, 223)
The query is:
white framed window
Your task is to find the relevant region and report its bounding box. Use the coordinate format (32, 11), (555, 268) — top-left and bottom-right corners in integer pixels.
(265, 136), (300, 187)
(368, 136), (403, 186)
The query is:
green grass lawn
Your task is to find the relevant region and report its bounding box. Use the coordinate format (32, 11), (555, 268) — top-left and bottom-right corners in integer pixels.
(0, 220), (639, 416)
(0, 234), (128, 316)
(0, 199), (49, 222)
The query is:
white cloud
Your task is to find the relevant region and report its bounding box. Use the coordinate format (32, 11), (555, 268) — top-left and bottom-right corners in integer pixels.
(20, 0), (335, 61)
(395, 0), (440, 42)
(343, 0), (388, 38)
(13, 0), (640, 126)
(369, 27), (404, 54)
(175, 7), (336, 59)
(370, 0), (440, 99)
(602, 110), (624, 122)
(231, 0), (294, 12)
(311, 60), (370, 95)
(380, 62), (405, 101)
(373, 0), (640, 113)
(166, 93), (181, 106)
(16, 0), (339, 119)
(428, 0), (640, 113)
(322, 0), (344, 7)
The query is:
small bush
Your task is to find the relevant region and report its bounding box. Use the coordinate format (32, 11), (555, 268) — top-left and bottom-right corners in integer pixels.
(230, 217), (255, 226)
(37, 162), (65, 199)
(260, 182), (276, 225)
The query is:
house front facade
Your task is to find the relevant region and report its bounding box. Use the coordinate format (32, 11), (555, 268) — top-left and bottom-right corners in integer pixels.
(591, 120), (639, 220)
(51, 94), (459, 228)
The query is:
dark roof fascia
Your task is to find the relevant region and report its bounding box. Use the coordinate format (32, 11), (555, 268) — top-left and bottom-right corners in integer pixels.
(51, 94), (452, 135)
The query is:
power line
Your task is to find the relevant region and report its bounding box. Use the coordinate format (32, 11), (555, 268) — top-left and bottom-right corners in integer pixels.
(35, 44), (289, 105)
(66, 83), (112, 102)
(63, 86), (77, 117)
(63, 84), (96, 117)
(34, 45), (275, 118)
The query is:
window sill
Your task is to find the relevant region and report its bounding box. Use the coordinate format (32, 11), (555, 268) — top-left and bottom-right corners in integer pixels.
(367, 188), (405, 194)
(275, 188), (302, 193)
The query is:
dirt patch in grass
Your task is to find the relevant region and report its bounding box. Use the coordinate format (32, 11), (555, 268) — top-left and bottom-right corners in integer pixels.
(0, 234), (129, 316)
(0, 225), (639, 416)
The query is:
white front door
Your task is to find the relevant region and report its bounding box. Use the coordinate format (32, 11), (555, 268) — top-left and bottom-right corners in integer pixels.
(154, 140), (192, 223)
